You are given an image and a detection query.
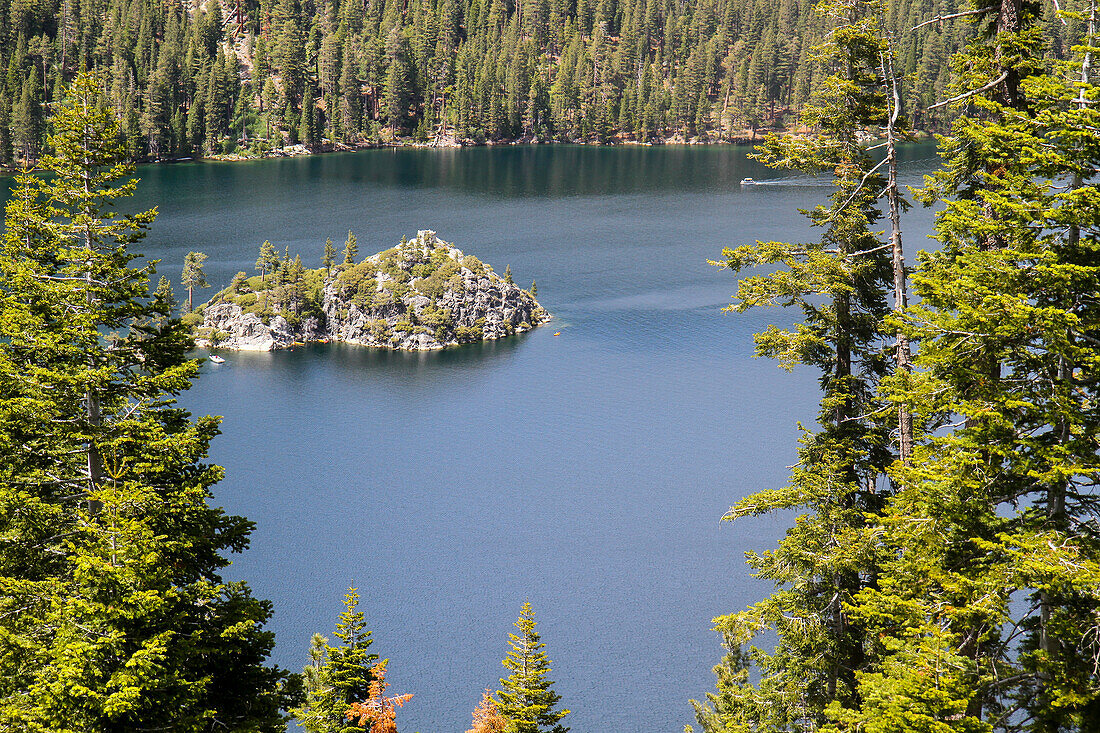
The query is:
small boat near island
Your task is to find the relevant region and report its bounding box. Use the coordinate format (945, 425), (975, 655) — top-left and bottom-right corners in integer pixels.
(209, 355), (225, 364)
(740, 177), (756, 186)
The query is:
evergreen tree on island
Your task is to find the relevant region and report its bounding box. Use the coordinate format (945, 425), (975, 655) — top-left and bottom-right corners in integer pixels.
(343, 230), (359, 264)
(496, 602), (569, 733)
(181, 250), (209, 311)
(153, 274), (177, 315)
(323, 237), (336, 276)
(257, 239), (279, 282)
(0, 72), (290, 731)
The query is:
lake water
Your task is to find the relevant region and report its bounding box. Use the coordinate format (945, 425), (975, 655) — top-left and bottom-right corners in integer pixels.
(7, 144), (943, 732)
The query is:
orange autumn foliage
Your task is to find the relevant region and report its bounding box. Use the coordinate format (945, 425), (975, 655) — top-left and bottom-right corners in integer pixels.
(346, 661), (413, 733)
(467, 689), (508, 733)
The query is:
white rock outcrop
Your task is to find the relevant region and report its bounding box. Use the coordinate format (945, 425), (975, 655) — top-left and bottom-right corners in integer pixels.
(195, 231), (550, 352)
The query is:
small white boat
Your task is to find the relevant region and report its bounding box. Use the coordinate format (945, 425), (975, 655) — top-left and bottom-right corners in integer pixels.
(209, 355), (225, 364)
(740, 177), (756, 186)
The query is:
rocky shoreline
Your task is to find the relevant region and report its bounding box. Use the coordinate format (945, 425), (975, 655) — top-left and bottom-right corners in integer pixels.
(192, 231), (550, 352)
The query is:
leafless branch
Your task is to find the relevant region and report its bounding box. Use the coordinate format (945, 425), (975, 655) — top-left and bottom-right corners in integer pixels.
(928, 71), (1010, 110)
(822, 157), (889, 225)
(912, 8), (991, 31)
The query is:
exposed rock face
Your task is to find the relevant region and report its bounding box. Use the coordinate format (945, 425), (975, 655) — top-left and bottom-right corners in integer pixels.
(194, 231), (550, 351)
(201, 303), (296, 351)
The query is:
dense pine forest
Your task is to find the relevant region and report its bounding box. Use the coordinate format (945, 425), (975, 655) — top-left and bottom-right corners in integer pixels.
(2, 0), (1060, 162)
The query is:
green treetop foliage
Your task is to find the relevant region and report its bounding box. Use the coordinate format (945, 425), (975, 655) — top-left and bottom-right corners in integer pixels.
(495, 602), (569, 733)
(323, 236), (337, 275)
(0, 0), (976, 163)
(343, 230), (359, 264)
(0, 71), (291, 732)
(257, 239), (280, 281)
(154, 274), (178, 316)
(292, 589), (379, 733)
(182, 250), (210, 312)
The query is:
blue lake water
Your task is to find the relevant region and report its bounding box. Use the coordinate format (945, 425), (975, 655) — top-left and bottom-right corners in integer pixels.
(6, 144), (943, 732)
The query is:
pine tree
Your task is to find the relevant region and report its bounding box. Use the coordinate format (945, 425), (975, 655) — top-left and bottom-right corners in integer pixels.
(181, 250), (210, 311)
(230, 270), (249, 293)
(339, 37), (364, 141)
(275, 0), (306, 106)
(323, 237), (336, 276)
(0, 91), (13, 165)
(292, 589), (379, 733)
(0, 71), (289, 733)
(831, 3), (1100, 728)
(153, 274), (177, 315)
(343, 230), (359, 264)
(468, 690), (508, 733)
(692, 1), (902, 728)
(300, 84), (319, 150)
(12, 67), (43, 162)
(257, 239), (279, 281)
(382, 27), (413, 137)
(495, 602), (569, 733)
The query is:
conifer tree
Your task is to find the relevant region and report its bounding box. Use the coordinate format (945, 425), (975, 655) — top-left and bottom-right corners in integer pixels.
(323, 237), (336, 276)
(468, 690), (509, 733)
(833, 3), (1100, 728)
(0, 91), (14, 164)
(257, 239), (279, 281)
(153, 274), (177, 315)
(300, 84), (319, 150)
(343, 230), (359, 264)
(693, 1), (902, 728)
(382, 28), (413, 137)
(181, 250), (210, 311)
(0, 71), (290, 733)
(292, 589), (379, 733)
(230, 270), (249, 293)
(495, 602), (569, 733)
(12, 67), (42, 162)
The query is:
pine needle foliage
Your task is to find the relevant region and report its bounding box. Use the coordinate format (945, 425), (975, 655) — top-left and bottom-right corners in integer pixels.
(293, 589), (380, 733)
(693, 1), (901, 728)
(496, 602), (570, 733)
(840, 2), (1100, 729)
(697, 1), (1100, 731)
(0, 72), (289, 732)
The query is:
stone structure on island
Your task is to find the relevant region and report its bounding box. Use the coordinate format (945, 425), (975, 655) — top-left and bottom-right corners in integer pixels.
(192, 231), (551, 351)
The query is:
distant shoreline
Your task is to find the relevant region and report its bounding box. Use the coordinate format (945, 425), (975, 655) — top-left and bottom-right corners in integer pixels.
(0, 130), (939, 176)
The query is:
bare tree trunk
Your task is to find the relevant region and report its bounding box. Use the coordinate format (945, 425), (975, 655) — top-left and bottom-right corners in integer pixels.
(81, 112), (103, 509)
(881, 43), (912, 464)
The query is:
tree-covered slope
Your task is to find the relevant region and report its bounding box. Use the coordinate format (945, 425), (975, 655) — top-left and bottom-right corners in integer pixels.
(0, 0), (1037, 162)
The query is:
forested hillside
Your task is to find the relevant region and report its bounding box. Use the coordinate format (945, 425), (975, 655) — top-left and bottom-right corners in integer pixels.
(0, 0), (1028, 162)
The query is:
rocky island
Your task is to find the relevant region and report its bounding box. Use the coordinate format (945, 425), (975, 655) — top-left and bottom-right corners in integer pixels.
(189, 231), (550, 351)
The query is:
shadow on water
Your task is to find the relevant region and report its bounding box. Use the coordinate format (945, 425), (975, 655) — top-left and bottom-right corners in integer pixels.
(201, 328), (534, 380)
